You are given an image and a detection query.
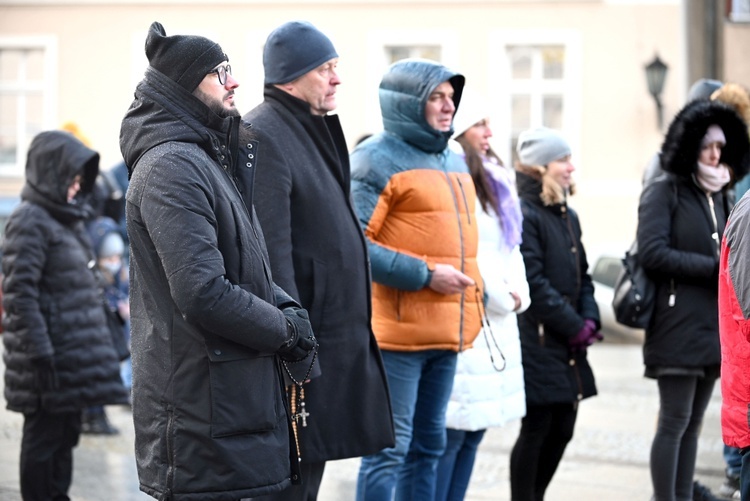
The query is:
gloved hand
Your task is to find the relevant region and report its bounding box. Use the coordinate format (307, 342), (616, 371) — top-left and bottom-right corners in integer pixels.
(568, 319), (598, 354)
(31, 356), (58, 392)
(277, 307), (317, 362)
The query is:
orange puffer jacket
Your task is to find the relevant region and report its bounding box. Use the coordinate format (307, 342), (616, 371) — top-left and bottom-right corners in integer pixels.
(352, 133), (482, 352)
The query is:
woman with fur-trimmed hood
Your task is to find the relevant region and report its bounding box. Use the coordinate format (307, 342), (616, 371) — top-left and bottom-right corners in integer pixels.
(638, 99), (749, 501)
(510, 127), (601, 500)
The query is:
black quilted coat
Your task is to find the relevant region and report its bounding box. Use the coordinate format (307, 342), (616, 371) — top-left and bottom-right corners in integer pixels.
(515, 171), (599, 406)
(121, 68), (296, 500)
(2, 130), (128, 414)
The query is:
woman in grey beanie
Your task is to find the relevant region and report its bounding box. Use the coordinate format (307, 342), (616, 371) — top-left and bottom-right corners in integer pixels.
(510, 127), (602, 500)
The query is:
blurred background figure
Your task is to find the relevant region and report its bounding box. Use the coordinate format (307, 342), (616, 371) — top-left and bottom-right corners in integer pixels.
(510, 127), (601, 501)
(81, 215), (131, 435)
(1, 130), (128, 501)
(436, 89), (530, 501)
(642, 78), (723, 187)
(637, 99), (749, 501)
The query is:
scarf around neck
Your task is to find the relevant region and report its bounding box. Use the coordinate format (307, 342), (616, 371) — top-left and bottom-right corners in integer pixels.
(483, 157), (523, 252)
(695, 161), (730, 193)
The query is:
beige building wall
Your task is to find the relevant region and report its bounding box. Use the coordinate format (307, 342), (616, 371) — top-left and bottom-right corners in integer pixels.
(0, 0), (684, 254)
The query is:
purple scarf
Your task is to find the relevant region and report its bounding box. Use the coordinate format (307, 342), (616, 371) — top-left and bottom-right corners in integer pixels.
(484, 157), (523, 252)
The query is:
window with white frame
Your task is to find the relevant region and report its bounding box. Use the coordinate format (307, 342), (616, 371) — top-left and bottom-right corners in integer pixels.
(489, 30), (581, 168)
(507, 44), (566, 164)
(0, 39), (56, 177)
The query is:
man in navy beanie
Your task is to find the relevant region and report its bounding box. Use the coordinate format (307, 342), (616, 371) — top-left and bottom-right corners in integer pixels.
(243, 20), (394, 501)
(120, 22), (318, 500)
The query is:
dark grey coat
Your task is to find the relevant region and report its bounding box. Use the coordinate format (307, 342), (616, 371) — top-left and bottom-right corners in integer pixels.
(2, 130), (128, 414)
(242, 86), (394, 462)
(121, 68), (297, 501)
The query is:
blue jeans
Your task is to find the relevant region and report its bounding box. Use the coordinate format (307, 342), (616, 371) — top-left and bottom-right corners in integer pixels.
(435, 428), (486, 501)
(356, 349), (457, 501)
(725, 444), (742, 477)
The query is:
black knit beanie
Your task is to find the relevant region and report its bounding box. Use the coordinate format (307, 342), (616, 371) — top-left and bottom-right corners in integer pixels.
(263, 21), (338, 85)
(145, 21), (228, 92)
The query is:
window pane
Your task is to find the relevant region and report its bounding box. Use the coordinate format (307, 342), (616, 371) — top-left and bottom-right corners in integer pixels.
(25, 93), (44, 138)
(0, 50), (20, 81)
(508, 47), (532, 79)
(26, 50), (45, 81)
(543, 95), (563, 129)
(387, 46), (411, 64)
(511, 94), (531, 133)
(386, 46), (441, 64)
(542, 46), (565, 79)
(0, 95), (17, 165)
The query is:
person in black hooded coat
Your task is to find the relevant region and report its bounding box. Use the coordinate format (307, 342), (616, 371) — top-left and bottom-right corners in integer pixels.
(2, 130), (129, 501)
(638, 99), (750, 501)
(120, 22), (317, 501)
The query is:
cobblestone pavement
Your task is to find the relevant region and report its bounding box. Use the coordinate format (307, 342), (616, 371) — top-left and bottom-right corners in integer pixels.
(0, 342), (728, 500)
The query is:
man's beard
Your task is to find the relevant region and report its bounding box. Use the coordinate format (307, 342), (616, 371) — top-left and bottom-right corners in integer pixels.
(194, 89), (240, 119)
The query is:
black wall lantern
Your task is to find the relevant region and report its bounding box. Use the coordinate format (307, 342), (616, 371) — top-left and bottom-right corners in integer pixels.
(645, 54), (668, 128)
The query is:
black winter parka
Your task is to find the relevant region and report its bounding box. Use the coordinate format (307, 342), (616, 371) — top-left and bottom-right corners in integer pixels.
(639, 174), (726, 370)
(120, 68), (296, 501)
(242, 86), (394, 462)
(2, 130), (128, 414)
(516, 171), (599, 406)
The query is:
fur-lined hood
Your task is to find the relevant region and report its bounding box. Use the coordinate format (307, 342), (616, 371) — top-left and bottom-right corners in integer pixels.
(516, 163), (575, 207)
(660, 99), (750, 183)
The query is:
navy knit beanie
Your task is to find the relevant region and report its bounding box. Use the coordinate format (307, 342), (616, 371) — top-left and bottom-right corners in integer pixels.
(145, 21), (228, 92)
(263, 21), (338, 85)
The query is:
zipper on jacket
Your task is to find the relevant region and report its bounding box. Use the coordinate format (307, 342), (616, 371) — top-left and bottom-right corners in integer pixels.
(706, 192), (720, 258)
(440, 157), (469, 351)
(561, 206), (582, 298)
(165, 405), (176, 496)
(569, 358), (584, 406)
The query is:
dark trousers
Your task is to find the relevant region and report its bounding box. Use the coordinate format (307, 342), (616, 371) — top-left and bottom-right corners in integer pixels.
(252, 461), (326, 501)
(20, 409), (81, 501)
(740, 447), (750, 501)
(649, 375), (715, 501)
(509, 403), (578, 501)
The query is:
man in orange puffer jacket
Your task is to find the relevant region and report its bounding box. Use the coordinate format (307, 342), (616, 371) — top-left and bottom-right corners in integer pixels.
(351, 59), (483, 501)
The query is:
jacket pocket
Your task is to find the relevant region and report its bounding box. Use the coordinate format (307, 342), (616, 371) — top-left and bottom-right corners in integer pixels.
(206, 343), (282, 437)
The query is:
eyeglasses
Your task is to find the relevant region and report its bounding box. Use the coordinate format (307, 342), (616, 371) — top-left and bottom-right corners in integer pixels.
(208, 64), (232, 85)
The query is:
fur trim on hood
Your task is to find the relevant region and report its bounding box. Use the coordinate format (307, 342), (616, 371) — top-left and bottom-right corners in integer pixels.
(516, 163), (575, 206)
(660, 99), (750, 182)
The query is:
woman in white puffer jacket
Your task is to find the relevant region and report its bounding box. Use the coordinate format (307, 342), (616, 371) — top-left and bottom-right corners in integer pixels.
(435, 90), (531, 501)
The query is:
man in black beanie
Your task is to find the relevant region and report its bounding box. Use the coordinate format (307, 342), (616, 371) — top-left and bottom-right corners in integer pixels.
(243, 20), (394, 501)
(120, 21), (317, 501)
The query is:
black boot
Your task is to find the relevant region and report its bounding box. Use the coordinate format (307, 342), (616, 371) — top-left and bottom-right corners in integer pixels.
(81, 409), (119, 435)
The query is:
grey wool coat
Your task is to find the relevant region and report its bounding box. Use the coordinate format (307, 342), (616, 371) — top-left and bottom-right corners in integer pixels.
(242, 86), (394, 463)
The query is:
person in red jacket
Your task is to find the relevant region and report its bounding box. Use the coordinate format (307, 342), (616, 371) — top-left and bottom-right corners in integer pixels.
(719, 192), (750, 501)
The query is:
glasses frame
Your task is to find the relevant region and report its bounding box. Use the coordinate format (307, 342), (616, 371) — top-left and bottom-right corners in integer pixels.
(209, 64), (232, 86)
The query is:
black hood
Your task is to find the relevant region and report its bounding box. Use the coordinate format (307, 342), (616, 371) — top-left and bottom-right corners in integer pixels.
(661, 99), (750, 182)
(21, 130), (99, 223)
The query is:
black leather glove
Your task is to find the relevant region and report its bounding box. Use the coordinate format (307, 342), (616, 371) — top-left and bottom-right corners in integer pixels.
(31, 356), (58, 392)
(277, 308), (317, 362)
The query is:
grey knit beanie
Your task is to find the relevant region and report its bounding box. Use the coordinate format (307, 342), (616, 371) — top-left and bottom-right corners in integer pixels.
(516, 127), (571, 167)
(263, 21), (338, 85)
(145, 21), (228, 92)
